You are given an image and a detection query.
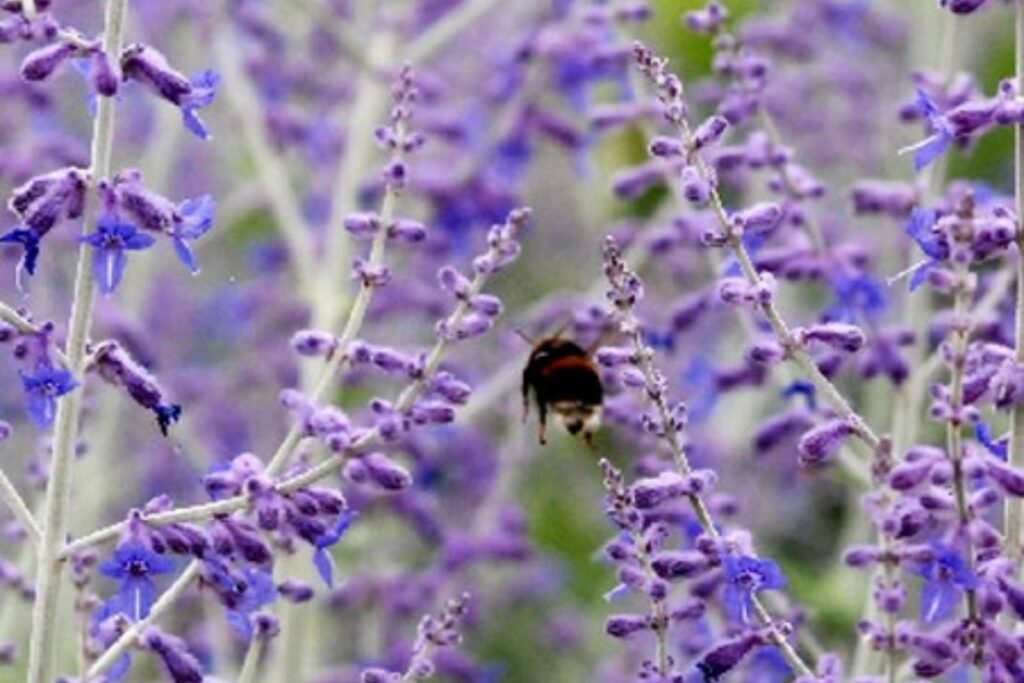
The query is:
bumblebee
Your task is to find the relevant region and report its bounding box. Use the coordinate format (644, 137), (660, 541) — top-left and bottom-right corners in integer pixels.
(521, 336), (604, 446)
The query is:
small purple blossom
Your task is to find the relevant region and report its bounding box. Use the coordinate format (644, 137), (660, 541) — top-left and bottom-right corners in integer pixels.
(911, 544), (978, 623)
(19, 363), (77, 428)
(99, 542), (175, 621)
(80, 214), (156, 294)
(721, 555), (787, 625)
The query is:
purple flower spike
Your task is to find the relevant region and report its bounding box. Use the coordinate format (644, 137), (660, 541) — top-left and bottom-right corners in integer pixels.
(80, 214), (156, 294)
(99, 542), (174, 621)
(19, 363), (77, 429)
(313, 510), (358, 587)
(721, 555), (787, 624)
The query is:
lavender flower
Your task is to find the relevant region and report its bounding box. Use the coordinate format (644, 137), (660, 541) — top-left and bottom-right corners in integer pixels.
(98, 542), (174, 620)
(80, 214), (156, 294)
(19, 363), (76, 428)
(721, 555), (787, 625)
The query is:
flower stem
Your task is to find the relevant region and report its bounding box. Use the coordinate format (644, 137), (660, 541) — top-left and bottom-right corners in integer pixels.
(85, 561), (201, 679)
(0, 466), (40, 544)
(619, 300), (814, 677)
(404, 0), (505, 64)
(237, 627), (270, 683)
(264, 134), (403, 479)
(1007, 0), (1024, 569)
(25, 1), (129, 680)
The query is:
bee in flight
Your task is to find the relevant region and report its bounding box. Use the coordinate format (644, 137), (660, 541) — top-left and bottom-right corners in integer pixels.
(520, 330), (604, 447)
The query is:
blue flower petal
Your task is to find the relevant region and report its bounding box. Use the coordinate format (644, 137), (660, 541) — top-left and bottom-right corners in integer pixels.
(909, 260), (938, 292)
(173, 236), (200, 274)
(226, 609), (254, 641)
(922, 578), (959, 623)
(118, 576), (157, 620)
(313, 547), (335, 588)
(913, 132), (953, 172)
(976, 422), (1008, 461)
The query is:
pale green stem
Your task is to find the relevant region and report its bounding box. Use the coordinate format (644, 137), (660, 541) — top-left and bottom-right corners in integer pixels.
(945, 260), (981, 636)
(893, 11), (957, 461)
(1007, 0), (1024, 569)
(25, 1), (128, 680)
(238, 628), (270, 683)
(0, 466), (40, 544)
(85, 561), (201, 679)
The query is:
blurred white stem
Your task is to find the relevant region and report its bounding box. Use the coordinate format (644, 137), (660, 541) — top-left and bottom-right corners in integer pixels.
(0, 467), (40, 544)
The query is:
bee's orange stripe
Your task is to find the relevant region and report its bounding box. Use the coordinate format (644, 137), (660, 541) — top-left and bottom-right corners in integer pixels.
(540, 355), (597, 376)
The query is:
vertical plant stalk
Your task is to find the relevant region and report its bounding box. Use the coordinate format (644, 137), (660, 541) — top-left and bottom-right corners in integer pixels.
(264, 136), (403, 478)
(944, 257), (983, 651)
(1007, 0), (1024, 568)
(25, 1), (129, 680)
(893, 11), (957, 460)
(617, 301), (813, 677)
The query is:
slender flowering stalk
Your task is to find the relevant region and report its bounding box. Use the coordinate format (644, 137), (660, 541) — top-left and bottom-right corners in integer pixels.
(1008, 0), (1024, 568)
(263, 64), (419, 479)
(632, 43), (886, 465)
(26, 1), (129, 680)
(318, 29), (395, 333)
(941, 228), (981, 632)
(237, 615), (279, 683)
(602, 237), (814, 678)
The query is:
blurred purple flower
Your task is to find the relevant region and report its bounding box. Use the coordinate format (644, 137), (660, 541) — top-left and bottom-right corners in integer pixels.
(19, 363), (77, 428)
